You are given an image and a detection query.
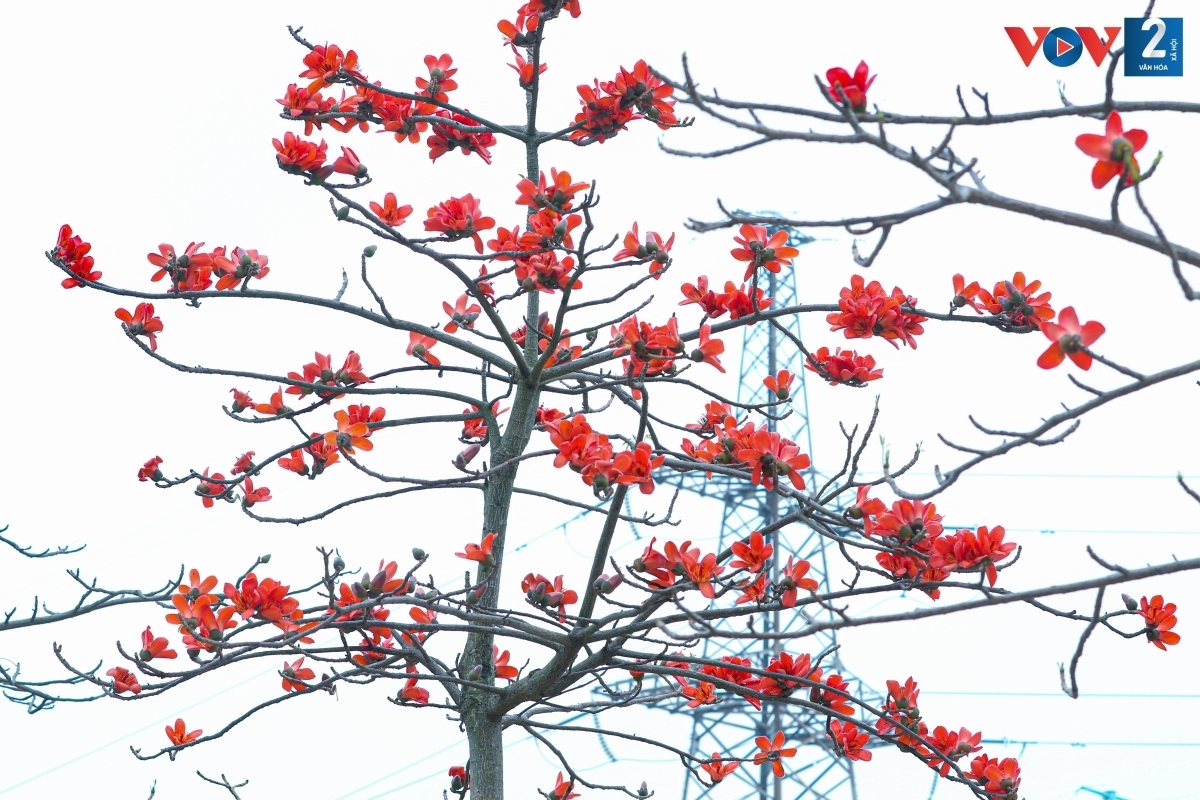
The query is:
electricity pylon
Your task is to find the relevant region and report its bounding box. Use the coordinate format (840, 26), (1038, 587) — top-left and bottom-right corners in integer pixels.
(658, 223), (882, 800)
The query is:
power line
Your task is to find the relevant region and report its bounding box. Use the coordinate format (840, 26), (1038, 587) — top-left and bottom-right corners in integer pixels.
(984, 738), (1200, 748)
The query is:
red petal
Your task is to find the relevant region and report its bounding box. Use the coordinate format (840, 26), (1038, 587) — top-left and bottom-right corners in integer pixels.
(1075, 134), (1110, 159)
(1125, 128), (1148, 152)
(1037, 344), (1066, 369)
(1091, 160), (1120, 189)
(1067, 350), (1093, 370)
(1105, 111), (1123, 138)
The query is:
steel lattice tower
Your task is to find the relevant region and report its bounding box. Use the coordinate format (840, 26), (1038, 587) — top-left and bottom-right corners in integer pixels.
(654, 224), (882, 800)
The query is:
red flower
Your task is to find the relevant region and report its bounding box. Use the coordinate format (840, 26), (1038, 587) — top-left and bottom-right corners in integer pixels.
(299, 44), (359, 93)
(1138, 595), (1181, 650)
(681, 550), (725, 599)
(763, 370), (795, 400)
(398, 672), (430, 704)
(516, 168), (589, 212)
(165, 718), (202, 747)
(1036, 306), (1105, 371)
(929, 526), (1016, 586)
(138, 456), (164, 483)
(281, 657), (316, 692)
(53, 224), (101, 288)
(731, 224), (799, 279)
(272, 131), (328, 174)
(427, 110), (496, 164)
(682, 680), (718, 707)
(195, 469), (228, 509)
(753, 731), (797, 778)
(689, 325), (726, 372)
(848, 486), (886, 531)
(978, 272), (1054, 329)
(779, 557), (818, 608)
(442, 294), (482, 334)
(522, 573), (579, 621)
(456, 532), (497, 566)
(1076, 111), (1148, 189)
(407, 332), (442, 367)
(805, 346), (883, 386)
(106, 666), (141, 695)
(448, 765), (470, 793)
(611, 442), (666, 495)
(826, 275), (925, 349)
(610, 60), (677, 128)
(139, 626), (177, 661)
(546, 772), (579, 800)
(416, 54), (458, 102)
(571, 80), (638, 144)
(115, 304), (164, 352)
(241, 478), (271, 507)
(229, 389), (254, 414)
(369, 192), (414, 227)
(736, 428), (810, 491)
(493, 646), (519, 681)
(825, 61), (876, 112)
(508, 46), (548, 88)
(730, 530), (773, 574)
(829, 720), (872, 761)
(231, 451), (255, 475)
(613, 222), (675, 273)
(701, 753), (738, 784)
(982, 757), (1022, 798)
(425, 194), (496, 254)
(332, 146), (367, 178)
(325, 409), (375, 455)
(177, 569), (219, 605)
(951, 274), (984, 314)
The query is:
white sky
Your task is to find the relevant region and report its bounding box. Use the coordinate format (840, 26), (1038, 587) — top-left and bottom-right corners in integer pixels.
(3, 1), (1198, 798)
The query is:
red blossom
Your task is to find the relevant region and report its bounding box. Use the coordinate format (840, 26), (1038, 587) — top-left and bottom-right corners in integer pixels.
(53, 224), (101, 288)
(139, 626), (177, 661)
(805, 346), (883, 386)
(456, 532), (497, 566)
(978, 272), (1054, 329)
(1037, 306), (1105, 370)
(299, 44), (359, 93)
(425, 194), (496, 254)
(825, 61), (876, 111)
(165, 718), (202, 747)
(700, 753), (738, 784)
(731, 224), (799, 279)
(138, 456), (164, 483)
(1076, 111), (1148, 188)
(442, 294), (482, 334)
(829, 719), (872, 761)
(115, 304), (163, 351)
(106, 666), (141, 695)
(369, 192), (414, 227)
(753, 731), (797, 778)
(951, 274), (984, 313)
(416, 54), (458, 102)
(195, 469), (228, 509)
(407, 332), (441, 367)
(281, 657), (316, 692)
(427, 110), (496, 164)
(1138, 595), (1181, 650)
(332, 146), (368, 178)
(272, 131), (328, 174)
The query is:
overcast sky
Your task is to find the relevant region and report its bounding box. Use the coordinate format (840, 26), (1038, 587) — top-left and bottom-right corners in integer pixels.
(3, 1), (1198, 799)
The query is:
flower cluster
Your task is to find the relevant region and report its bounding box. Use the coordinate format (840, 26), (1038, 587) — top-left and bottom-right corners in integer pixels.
(52, 224), (100, 288)
(857, 493), (1017, 595)
(146, 242), (269, 294)
(285, 351), (371, 400)
(731, 224), (800, 280)
(804, 346), (883, 386)
(546, 415), (665, 496)
(827, 275), (925, 348)
(571, 60), (677, 144)
(681, 408), (810, 492)
(680, 276), (771, 320)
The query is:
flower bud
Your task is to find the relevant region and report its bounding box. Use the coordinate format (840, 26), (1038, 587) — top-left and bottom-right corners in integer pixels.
(336, 206), (350, 220)
(454, 443), (481, 469)
(638, 782), (650, 797)
(332, 555), (346, 573)
(412, 547), (426, 561)
(259, 554), (271, 564)
(1122, 593), (1138, 611)
(363, 245), (377, 258)
(466, 664), (484, 681)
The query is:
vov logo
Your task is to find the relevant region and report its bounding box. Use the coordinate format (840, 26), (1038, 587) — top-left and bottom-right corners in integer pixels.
(1004, 26), (1121, 67)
